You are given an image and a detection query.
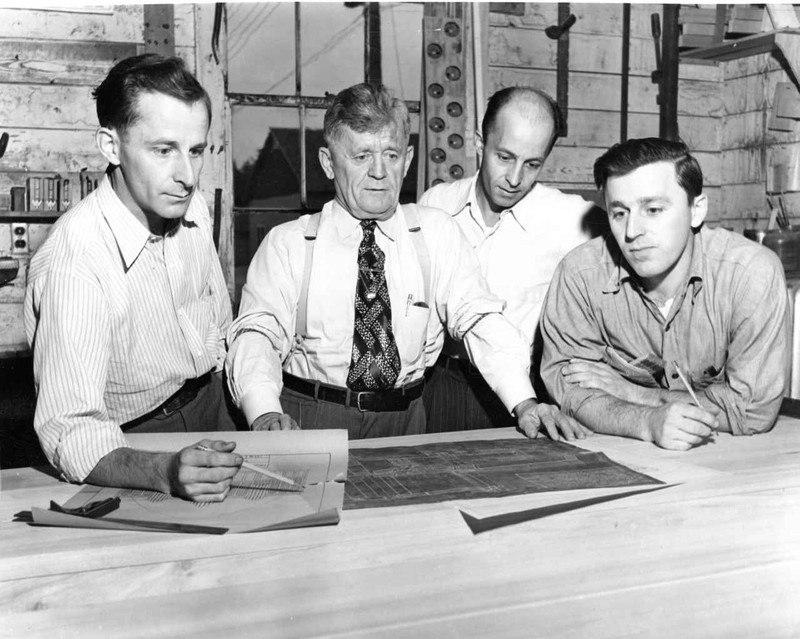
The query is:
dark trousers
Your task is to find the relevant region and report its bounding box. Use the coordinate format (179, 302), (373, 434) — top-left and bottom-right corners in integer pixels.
(423, 357), (517, 433)
(280, 385), (426, 439)
(123, 373), (243, 434)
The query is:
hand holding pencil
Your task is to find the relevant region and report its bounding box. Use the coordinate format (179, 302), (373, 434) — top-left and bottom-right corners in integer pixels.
(672, 361), (719, 436)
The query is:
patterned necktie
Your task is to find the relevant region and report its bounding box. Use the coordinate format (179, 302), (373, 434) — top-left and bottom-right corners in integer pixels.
(347, 220), (401, 391)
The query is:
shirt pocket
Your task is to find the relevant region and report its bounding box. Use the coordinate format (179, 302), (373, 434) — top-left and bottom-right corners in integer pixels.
(690, 364), (725, 390)
(397, 302), (430, 367)
(179, 283), (217, 349)
(603, 345), (660, 386)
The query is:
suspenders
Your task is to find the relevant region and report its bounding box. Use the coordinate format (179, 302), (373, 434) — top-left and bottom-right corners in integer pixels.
(294, 205), (431, 339)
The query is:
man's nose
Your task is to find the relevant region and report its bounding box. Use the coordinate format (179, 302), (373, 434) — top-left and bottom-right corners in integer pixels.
(625, 211), (641, 239)
(506, 163), (523, 188)
(173, 153), (196, 188)
(369, 154), (386, 179)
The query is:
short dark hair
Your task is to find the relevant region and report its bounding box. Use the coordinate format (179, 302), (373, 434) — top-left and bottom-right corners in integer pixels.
(481, 86), (561, 155)
(323, 83), (410, 146)
(93, 53), (211, 134)
(593, 137), (703, 201)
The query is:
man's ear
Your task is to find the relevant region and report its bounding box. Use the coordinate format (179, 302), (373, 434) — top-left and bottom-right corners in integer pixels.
(690, 193), (708, 229)
(96, 127), (121, 166)
(475, 131), (484, 165)
(319, 146), (334, 180)
(402, 144), (414, 178)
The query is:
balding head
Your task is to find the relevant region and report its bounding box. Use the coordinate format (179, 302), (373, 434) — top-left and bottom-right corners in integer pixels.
(481, 87), (560, 156)
(475, 87), (560, 215)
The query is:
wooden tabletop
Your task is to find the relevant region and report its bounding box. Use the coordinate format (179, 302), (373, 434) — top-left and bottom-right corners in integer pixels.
(2, 420), (799, 638)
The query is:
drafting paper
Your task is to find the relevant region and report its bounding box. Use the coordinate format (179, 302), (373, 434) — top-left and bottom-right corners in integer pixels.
(345, 437), (662, 509)
(33, 430), (347, 534)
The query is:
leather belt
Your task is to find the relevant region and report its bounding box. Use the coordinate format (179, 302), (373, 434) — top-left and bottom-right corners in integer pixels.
(436, 353), (481, 378)
(122, 372), (212, 430)
(282, 372), (424, 412)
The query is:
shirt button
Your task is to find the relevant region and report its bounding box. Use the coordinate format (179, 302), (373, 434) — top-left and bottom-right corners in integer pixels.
(671, 373), (679, 379)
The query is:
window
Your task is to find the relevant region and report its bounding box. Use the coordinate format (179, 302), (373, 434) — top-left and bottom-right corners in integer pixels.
(226, 2), (423, 301)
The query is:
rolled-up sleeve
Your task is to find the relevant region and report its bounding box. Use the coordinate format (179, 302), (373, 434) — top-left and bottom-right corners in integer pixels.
(226, 224), (299, 425)
(25, 270), (129, 482)
(428, 211), (535, 411)
(539, 259), (608, 416)
(703, 250), (789, 435)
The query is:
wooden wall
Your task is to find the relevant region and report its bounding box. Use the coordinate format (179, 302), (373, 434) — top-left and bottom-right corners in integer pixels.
(487, 3), (734, 225)
(722, 49), (800, 233)
(0, 4), (230, 354)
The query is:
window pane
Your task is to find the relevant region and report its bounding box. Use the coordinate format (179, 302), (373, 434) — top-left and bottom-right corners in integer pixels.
(298, 3), (364, 96)
(227, 2), (297, 94)
(381, 3), (423, 102)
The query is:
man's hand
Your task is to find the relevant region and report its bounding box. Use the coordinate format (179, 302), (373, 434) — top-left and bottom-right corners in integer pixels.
(647, 402), (720, 451)
(562, 359), (654, 405)
(165, 439), (243, 502)
(251, 411), (299, 431)
(514, 398), (592, 441)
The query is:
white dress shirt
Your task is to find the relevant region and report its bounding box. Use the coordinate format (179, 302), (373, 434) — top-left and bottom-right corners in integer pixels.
(227, 200), (535, 424)
(24, 175), (232, 482)
(419, 176), (595, 352)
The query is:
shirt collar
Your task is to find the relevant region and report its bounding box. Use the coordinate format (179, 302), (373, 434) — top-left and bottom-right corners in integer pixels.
(602, 230), (704, 296)
(455, 174), (532, 234)
(330, 199), (400, 241)
(96, 172), (201, 270)
(96, 174), (151, 270)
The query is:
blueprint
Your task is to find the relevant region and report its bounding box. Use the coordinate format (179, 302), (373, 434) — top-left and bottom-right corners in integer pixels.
(35, 430), (347, 534)
(345, 437), (661, 509)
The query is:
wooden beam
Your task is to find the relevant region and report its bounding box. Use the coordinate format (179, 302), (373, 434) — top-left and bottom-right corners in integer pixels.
(194, 4), (234, 298)
(680, 27), (800, 62)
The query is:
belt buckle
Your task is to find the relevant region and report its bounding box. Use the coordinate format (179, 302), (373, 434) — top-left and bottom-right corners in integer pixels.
(161, 397), (183, 417)
(355, 392), (372, 412)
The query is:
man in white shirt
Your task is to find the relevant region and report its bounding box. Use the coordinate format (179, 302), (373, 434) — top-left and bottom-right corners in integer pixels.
(419, 87), (597, 432)
(226, 83), (588, 442)
(25, 54), (243, 501)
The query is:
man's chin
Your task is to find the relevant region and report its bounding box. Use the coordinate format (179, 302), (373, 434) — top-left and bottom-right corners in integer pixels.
(492, 190), (523, 209)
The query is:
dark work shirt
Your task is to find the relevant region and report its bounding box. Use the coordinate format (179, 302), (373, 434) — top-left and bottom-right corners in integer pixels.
(540, 226), (790, 435)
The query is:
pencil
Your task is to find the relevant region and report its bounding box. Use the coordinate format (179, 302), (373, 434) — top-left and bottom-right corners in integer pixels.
(195, 445), (300, 488)
(672, 361), (717, 435)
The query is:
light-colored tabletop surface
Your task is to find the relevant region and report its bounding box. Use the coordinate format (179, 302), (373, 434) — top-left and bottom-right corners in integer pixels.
(1, 419), (799, 638)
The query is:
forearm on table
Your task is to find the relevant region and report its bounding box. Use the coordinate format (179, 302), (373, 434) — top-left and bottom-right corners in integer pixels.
(572, 393), (656, 441)
(85, 447), (174, 493)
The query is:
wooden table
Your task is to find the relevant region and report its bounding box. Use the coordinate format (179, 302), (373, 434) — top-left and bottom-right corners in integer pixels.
(2, 420), (799, 638)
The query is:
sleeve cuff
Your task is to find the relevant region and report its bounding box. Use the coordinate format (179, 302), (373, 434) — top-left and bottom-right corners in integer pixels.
(56, 428), (131, 483)
(241, 389), (284, 427)
(494, 375), (536, 415)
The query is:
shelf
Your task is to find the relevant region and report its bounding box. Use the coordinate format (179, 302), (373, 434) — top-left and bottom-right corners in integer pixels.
(680, 28), (800, 62)
(0, 210), (61, 220)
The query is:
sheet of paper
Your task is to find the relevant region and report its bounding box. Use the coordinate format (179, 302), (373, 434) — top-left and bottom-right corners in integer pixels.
(33, 430), (347, 534)
(345, 438), (662, 510)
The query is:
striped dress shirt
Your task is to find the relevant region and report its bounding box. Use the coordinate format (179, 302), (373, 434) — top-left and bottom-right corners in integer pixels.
(24, 175), (232, 482)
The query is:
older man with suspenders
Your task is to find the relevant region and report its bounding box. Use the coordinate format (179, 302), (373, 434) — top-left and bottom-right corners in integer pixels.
(226, 83), (588, 442)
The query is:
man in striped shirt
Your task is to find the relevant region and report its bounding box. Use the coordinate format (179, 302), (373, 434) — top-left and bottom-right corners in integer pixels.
(24, 54), (243, 502)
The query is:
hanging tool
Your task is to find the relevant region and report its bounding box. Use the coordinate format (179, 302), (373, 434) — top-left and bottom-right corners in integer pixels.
(545, 12), (576, 39)
(546, 4), (576, 138)
(650, 12), (663, 105)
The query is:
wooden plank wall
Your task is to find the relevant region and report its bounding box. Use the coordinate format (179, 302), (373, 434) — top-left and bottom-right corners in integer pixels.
(0, 5), (203, 352)
(486, 3), (726, 223)
(723, 50), (800, 233)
